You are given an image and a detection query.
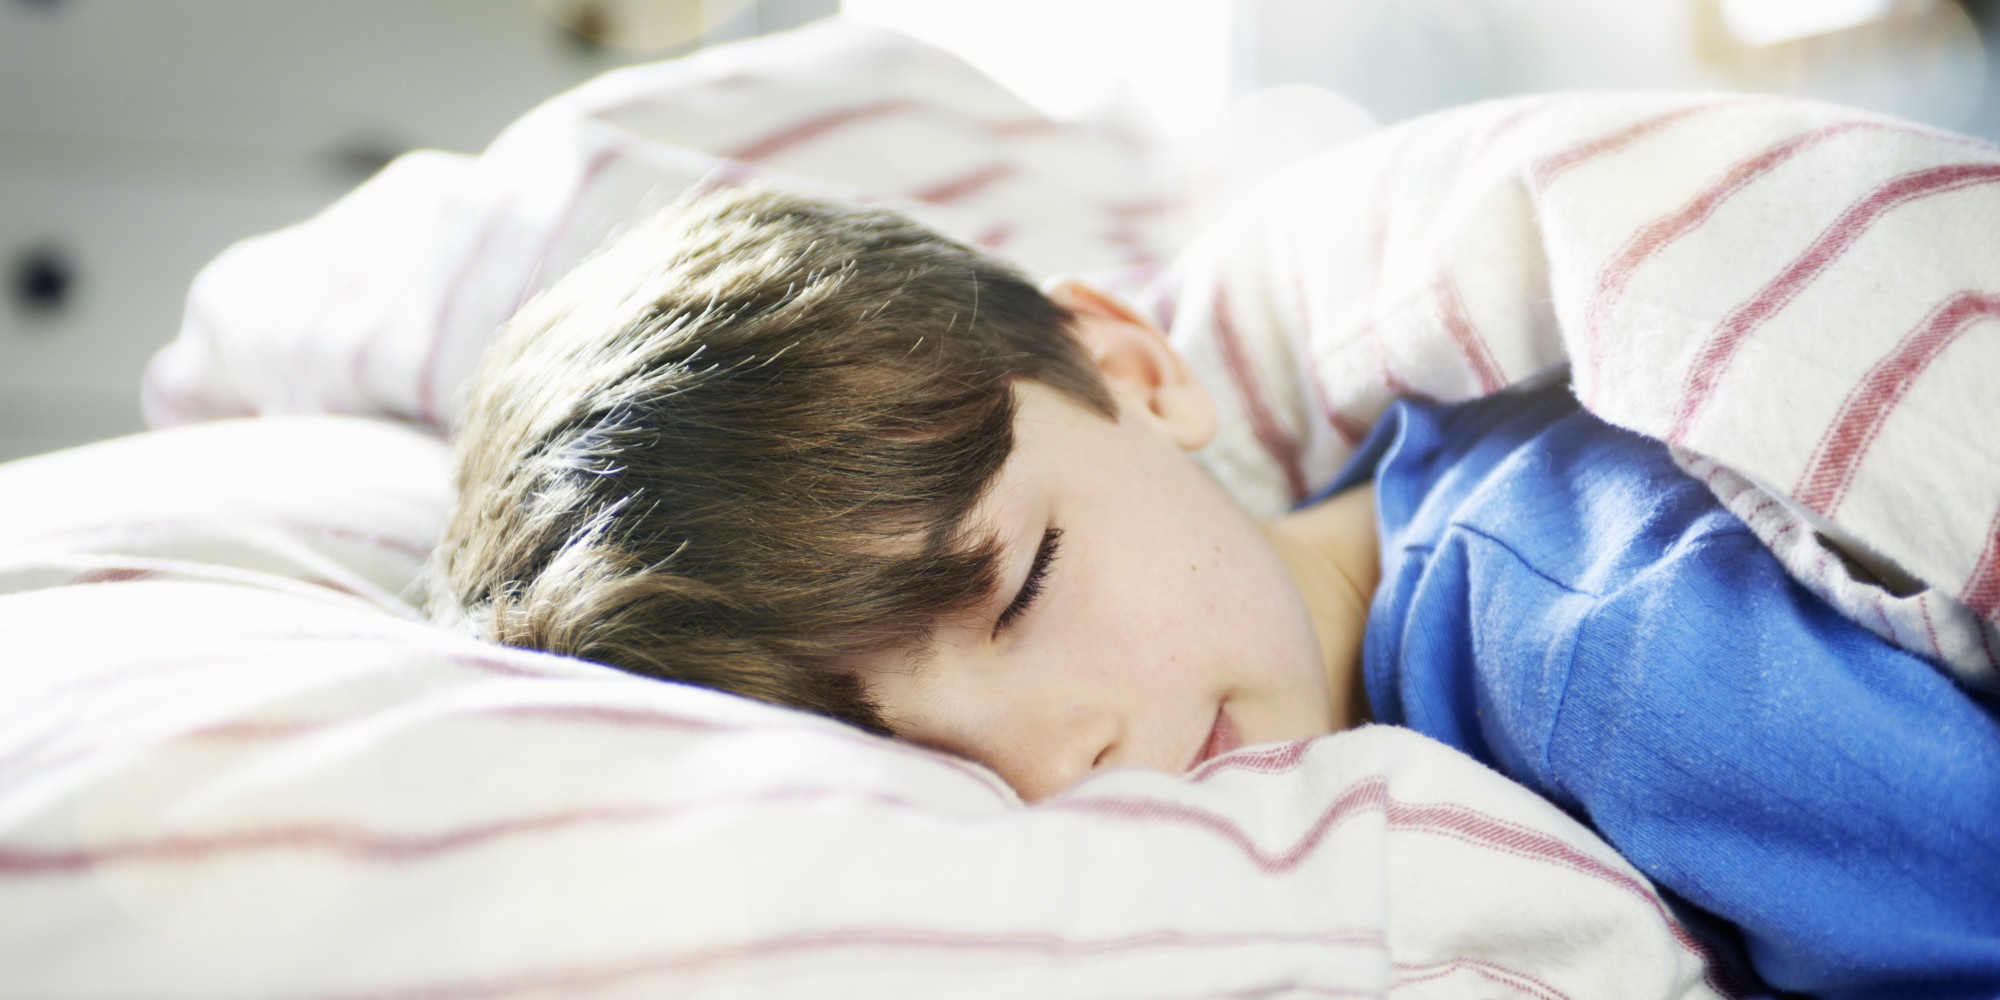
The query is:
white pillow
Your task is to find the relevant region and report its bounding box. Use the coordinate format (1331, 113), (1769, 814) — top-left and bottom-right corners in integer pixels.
(0, 417), (1732, 998)
(142, 18), (1173, 435)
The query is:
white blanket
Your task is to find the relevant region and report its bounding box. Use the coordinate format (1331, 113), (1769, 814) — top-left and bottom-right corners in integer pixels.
(0, 416), (1729, 998)
(1158, 92), (2000, 691)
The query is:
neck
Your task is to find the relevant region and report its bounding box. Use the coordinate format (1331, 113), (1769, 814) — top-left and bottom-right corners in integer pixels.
(1260, 485), (1380, 731)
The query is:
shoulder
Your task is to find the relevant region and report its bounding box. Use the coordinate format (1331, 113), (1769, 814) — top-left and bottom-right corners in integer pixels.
(1366, 381), (1737, 597)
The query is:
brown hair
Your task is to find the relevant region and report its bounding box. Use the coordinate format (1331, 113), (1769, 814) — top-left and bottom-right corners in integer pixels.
(429, 186), (1113, 733)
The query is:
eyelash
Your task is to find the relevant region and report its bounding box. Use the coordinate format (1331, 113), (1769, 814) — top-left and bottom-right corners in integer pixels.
(996, 528), (1062, 630)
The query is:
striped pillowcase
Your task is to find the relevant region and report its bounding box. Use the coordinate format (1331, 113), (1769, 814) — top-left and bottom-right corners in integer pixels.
(1160, 92), (2000, 692)
(0, 413), (1730, 998)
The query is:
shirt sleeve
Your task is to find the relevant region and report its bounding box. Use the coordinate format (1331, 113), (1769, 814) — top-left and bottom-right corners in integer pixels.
(1357, 384), (2000, 1000)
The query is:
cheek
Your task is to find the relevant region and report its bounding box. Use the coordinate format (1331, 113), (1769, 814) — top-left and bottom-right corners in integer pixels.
(1194, 547), (1315, 668)
(1051, 423), (1323, 700)
(1067, 516), (1309, 687)
(1161, 517), (1327, 695)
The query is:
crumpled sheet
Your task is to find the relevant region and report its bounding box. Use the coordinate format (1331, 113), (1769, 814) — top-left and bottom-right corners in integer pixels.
(1155, 91), (2000, 692)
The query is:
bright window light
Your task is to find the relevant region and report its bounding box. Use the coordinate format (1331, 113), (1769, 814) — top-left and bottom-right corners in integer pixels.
(840, 0), (1234, 141)
(1719, 0), (1930, 46)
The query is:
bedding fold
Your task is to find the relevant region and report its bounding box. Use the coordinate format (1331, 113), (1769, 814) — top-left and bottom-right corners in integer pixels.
(1160, 92), (2000, 692)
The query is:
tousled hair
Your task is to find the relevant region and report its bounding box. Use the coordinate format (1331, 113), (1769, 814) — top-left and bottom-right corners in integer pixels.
(429, 186), (1114, 733)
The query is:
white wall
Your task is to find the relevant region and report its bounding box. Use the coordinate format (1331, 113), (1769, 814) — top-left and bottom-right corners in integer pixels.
(841, 0), (1236, 143)
(1235, 0), (1991, 132)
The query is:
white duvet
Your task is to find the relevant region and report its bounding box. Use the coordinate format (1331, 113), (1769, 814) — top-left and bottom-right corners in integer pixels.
(0, 416), (1727, 997)
(1160, 91), (2000, 691)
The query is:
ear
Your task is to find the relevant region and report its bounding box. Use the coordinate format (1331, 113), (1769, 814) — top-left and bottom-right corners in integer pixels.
(1043, 277), (1216, 451)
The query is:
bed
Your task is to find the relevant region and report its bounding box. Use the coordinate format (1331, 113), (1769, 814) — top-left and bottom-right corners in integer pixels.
(5, 16), (1996, 998)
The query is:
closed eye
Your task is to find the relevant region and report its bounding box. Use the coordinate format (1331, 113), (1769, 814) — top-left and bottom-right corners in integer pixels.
(996, 528), (1061, 631)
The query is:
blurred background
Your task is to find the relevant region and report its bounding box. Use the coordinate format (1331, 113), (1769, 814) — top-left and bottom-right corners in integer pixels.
(3, 0), (1996, 462)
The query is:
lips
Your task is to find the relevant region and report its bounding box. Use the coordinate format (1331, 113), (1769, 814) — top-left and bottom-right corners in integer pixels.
(1191, 704), (1243, 770)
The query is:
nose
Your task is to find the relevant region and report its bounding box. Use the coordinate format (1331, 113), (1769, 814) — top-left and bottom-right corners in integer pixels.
(868, 644), (1130, 803)
(987, 710), (1121, 803)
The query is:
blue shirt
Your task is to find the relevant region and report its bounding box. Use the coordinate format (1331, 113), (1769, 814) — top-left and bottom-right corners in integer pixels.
(1329, 382), (2000, 1000)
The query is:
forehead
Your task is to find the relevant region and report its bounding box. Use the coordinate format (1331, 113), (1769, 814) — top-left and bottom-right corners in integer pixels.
(965, 383), (1116, 535)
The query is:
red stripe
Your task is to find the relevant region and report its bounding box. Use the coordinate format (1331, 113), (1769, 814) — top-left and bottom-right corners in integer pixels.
(1068, 777), (1731, 994)
(1287, 258), (1367, 447)
(0, 764), (1717, 987)
(0, 789), (942, 875)
(12, 646), (555, 727)
(0, 717), (342, 792)
(1102, 216), (1163, 268)
(1387, 800), (1643, 896)
(1581, 118), (1994, 392)
(1918, 595), (1943, 660)
(1465, 94), (1569, 162)
(279, 520), (432, 559)
(29, 517), (431, 559)
(424, 143), (623, 431)
(1327, 409), (1371, 448)
(1431, 273), (1506, 393)
(908, 161), (1018, 205)
(1060, 779), (1380, 869)
(66, 567), (158, 585)
(972, 221), (1013, 249)
(192, 719), (330, 740)
(585, 70), (761, 118)
(1386, 804), (1742, 997)
(415, 205), (509, 431)
(1189, 738), (1313, 781)
(1582, 122), (1873, 381)
(694, 157), (758, 195)
(483, 703), (1014, 793)
(1793, 291), (2000, 515)
(1869, 587), (1896, 640)
(720, 98), (915, 163)
(1104, 197), (1169, 219)
(1963, 507), (2000, 621)
(1150, 285), (1179, 335)
(1356, 126), (1429, 396)
(288, 928), (1382, 1000)
(1668, 162), (2000, 442)
(0, 696), (1000, 795)
(1070, 776), (1629, 886)
(977, 117), (1061, 137)
(1210, 287), (1310, 502)
(509, 145), (626, 317)
(1979, 606), (2000, 672)
(1394, 958), (1573, 1000)
(0, 767), (1612, 906)
(1364, 332), (1416, 398)
(1528, 101), (1726, 192)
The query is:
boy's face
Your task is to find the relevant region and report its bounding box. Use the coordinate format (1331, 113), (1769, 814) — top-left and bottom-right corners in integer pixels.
(847, 289), (1338, 802)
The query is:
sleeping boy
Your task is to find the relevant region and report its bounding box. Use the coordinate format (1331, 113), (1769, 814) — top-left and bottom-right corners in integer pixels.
(429, 185), (2000, 999)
